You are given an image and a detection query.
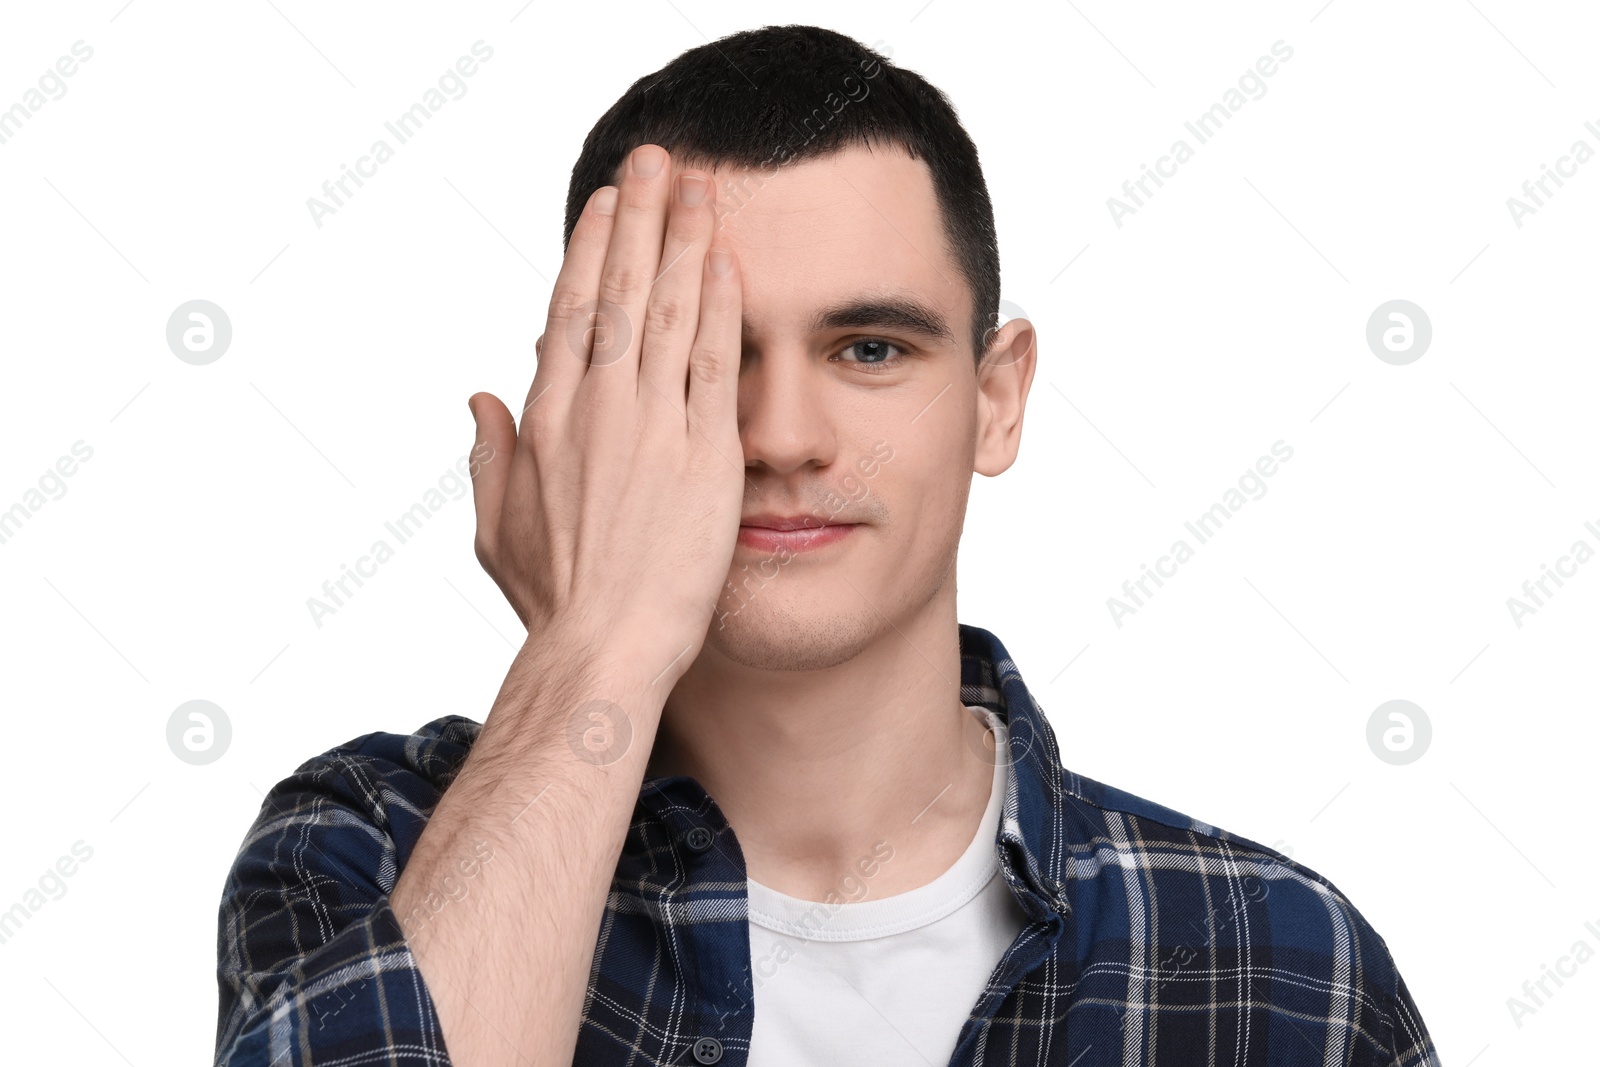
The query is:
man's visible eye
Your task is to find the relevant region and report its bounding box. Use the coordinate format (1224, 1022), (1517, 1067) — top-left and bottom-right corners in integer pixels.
(831, 338), (906, 371)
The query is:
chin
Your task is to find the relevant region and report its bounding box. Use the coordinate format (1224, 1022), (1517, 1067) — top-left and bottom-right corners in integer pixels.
(704, 596), (880, 672)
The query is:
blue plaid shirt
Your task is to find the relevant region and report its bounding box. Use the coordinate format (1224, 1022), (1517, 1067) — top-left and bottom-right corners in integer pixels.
(216, 623), (1440, 1065)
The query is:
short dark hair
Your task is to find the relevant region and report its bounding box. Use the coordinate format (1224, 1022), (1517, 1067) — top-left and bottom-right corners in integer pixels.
(562, 24), (1000, 362)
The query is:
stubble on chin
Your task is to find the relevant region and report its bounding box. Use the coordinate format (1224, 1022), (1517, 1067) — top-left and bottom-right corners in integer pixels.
(704, 597), (880, 673)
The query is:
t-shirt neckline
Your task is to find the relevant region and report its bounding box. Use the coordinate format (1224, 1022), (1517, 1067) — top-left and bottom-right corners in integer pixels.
(745, 705), (1008, 942)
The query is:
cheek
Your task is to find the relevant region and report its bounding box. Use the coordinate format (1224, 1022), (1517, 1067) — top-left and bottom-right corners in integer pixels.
(846, 390), (977, 555)
(879, 445), (970, 546)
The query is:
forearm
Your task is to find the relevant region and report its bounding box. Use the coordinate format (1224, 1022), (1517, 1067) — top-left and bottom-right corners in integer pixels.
(391, 633), (666, 1066)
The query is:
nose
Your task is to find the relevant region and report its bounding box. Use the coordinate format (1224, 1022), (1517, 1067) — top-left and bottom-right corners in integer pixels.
(738, 346), (838, 477)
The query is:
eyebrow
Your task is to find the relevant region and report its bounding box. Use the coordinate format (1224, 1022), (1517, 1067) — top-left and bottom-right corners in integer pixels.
(797, 295), (956, 347)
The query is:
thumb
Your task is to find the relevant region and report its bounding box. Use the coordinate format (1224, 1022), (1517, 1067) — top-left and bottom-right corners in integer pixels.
(466, 392), (516, 557)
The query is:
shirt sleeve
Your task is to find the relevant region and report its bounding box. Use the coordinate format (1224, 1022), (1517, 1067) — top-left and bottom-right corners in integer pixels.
(1382, 967), (1442, 1067)
(214, 743), (453, 1066)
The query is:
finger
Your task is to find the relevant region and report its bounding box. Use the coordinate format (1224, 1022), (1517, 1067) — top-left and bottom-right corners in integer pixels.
(584, 144), (672, 388)
(466, 391), (516, 561)
(529, 184), (619, 432)
(686, 245), (742, 440)
(639, 169), (715, 411)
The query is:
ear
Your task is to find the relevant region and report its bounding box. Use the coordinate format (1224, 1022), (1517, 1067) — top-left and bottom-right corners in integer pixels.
(973, 317), (1037, 477)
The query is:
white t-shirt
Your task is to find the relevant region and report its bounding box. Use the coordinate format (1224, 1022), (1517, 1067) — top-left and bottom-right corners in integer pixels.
(745, 706), (1031, 1064)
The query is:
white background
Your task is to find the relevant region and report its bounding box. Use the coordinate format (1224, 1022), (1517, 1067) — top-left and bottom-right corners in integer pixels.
(1, 1), (1596, 1063)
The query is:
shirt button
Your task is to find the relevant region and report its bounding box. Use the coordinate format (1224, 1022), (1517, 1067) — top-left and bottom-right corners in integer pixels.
(684, 826), (715, 853)
(692, 1036), (723, 1063)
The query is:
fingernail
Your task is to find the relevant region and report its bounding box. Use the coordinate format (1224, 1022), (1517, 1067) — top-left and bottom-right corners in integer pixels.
(632, 145), (665, 178)
(679, 174), (708, 207)
(708, 248), (732, 276)
(592, 186), (618, 216)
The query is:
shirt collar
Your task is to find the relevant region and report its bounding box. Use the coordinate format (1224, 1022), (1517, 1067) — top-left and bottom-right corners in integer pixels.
(638, 622), (1070, 920)
(956, 622), (1072, 920)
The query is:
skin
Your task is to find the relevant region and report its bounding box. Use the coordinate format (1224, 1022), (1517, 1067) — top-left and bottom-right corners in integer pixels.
(640, 145), (1038, 900)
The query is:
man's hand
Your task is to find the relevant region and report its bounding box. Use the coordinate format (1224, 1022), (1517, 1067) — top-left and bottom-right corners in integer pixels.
(388, 146), (743, 1066)
(466, 143), (744, 685)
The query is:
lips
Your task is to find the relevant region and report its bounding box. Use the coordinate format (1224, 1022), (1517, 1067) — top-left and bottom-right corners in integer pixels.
(739, 514), (836, 531)
(736, 516), (858, 553)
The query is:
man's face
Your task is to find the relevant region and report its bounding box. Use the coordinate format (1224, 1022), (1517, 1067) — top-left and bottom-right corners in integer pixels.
(676, 144), (994, 672)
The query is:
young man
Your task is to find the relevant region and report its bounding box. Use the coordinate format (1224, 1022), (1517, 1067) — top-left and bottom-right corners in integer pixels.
(216, 25), (1440, 1067)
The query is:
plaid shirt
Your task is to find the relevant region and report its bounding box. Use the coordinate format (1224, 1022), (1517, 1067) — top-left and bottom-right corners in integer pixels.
(216, 623), (1440, 1066)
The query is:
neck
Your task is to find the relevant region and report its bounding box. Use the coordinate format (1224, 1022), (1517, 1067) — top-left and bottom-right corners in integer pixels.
(647, 598), (998, 902)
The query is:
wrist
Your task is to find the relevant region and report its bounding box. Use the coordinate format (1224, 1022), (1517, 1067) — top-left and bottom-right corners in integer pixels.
(518, 614), (691, 706)
(474, 629), (670, 771)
